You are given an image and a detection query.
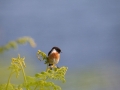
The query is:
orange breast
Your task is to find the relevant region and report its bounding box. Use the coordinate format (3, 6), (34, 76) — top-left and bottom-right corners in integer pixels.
(48, 53), (60, 64)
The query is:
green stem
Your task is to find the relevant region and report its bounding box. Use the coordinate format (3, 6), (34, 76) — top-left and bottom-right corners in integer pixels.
(18, 60), (28, 90)
(5, 71), (13, 90)
(19, 61), (27, 83)
(46, 64), (48, 71)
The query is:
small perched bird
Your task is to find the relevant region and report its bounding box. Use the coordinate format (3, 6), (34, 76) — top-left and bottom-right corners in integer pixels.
(48, 47), (62, 69)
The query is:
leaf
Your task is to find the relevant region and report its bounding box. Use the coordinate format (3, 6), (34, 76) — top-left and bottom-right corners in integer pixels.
(37, 50), (48, 61)
(26, 76), (36, 82)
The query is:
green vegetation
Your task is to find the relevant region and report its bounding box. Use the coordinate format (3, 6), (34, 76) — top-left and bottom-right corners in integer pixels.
(0, 36), (36, 53)
(0, 37), (68, 90)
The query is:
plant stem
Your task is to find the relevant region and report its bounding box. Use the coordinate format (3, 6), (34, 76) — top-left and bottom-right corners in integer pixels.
(5, 71), (13, 90)
(18, 60), (28, 90)
(19, 61), (27, 83)
(46, 64), (48, 71)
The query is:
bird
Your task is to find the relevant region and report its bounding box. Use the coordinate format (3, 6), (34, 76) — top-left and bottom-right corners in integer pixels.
(47, 47), (62, 69)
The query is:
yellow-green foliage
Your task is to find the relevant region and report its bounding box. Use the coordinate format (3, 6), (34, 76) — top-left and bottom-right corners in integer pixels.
(37, 50), (48, 64)
(35, 67), (67, 83)
(0, 49), (68, 90)
(0, 36), (36, 53)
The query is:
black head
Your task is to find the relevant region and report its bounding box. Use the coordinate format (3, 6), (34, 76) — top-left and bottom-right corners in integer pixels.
(48, 47), (61, 56)
(52, 47), (61, 53)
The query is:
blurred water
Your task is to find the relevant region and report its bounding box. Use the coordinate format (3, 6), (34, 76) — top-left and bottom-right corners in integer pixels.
(0, 0), (120, 90)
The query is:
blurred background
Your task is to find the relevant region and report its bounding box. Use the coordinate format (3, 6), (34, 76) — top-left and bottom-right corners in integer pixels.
(0, 0), (120, 90)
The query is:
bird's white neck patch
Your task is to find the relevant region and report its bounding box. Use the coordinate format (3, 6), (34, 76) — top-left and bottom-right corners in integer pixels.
(51, 49), (57, 53)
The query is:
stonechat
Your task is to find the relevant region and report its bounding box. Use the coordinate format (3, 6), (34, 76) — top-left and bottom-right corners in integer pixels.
(48, 47), (62, 69)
